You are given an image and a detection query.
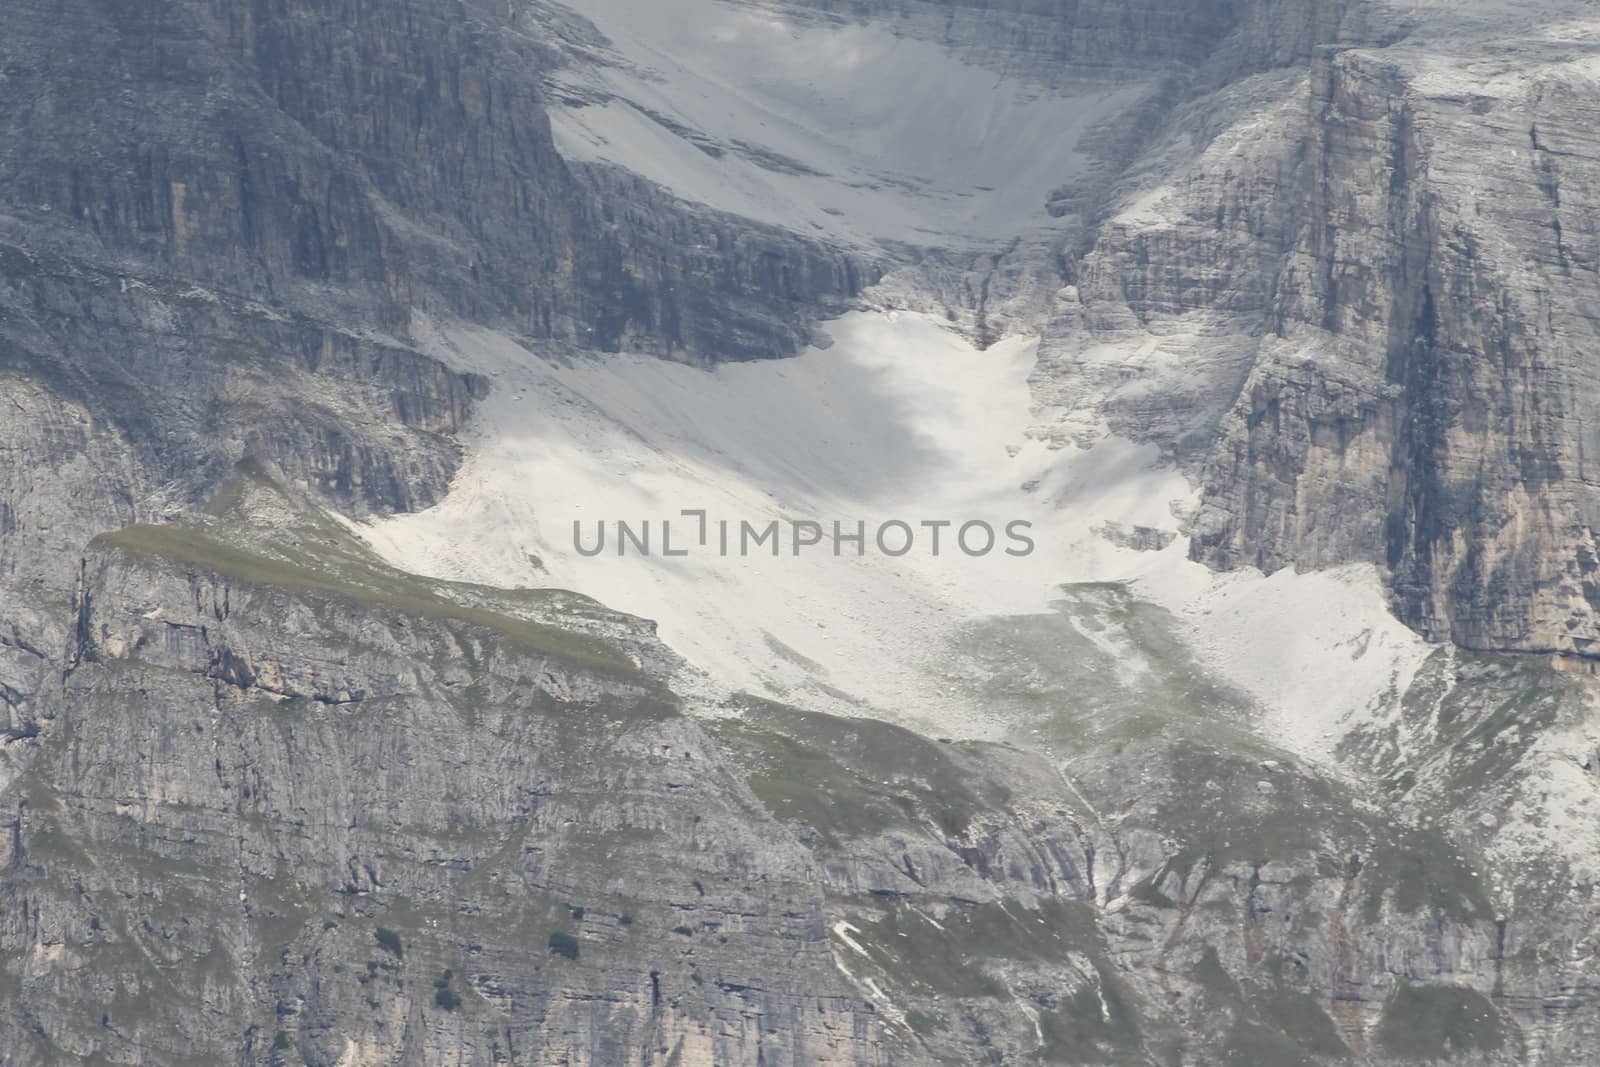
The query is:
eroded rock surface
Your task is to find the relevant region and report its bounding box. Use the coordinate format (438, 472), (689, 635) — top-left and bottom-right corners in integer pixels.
(6, 0), (1600, 1064)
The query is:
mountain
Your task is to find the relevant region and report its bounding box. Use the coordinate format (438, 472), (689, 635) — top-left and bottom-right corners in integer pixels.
(3, 0), (1600, 1064)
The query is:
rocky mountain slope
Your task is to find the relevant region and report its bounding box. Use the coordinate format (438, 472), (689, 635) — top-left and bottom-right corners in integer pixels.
(10, 469), (1591, 1065)
(4, 0), (1600, 1064)
(0, 0), (871, 602)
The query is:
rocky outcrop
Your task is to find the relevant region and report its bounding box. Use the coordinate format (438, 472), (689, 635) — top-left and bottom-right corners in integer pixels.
(0, 240), (487, 594)
(1191, 30), (1600, 655)
(0, 13), (881, 1056)
(0, 0), (875, 609)
(981, 0), (1600, 658)
(2, 480), (1590, 1064)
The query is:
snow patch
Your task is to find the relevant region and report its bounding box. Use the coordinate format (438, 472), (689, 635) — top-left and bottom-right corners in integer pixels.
(363, 311), (1192, 736)
(1138, 559), (1434, 767)
(1490, 688), (1600, 888)
(545, 0), (1148, 247)
(362, 310), (1428, 763)
(832, 920), (870, 959)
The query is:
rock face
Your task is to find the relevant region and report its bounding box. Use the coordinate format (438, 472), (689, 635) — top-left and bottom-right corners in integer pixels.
(1190, 32), (1600, 657)
(968, 0), (1600, 658)
(4, 476), (1590, 1065)
(0, 246), (487, 579)
(1, 0), (869, 357)
(6, 0), (1600, 1064)
(1, 0), (873, 596)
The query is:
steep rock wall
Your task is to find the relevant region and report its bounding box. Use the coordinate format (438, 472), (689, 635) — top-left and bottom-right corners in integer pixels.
(1192, 37), (1600, 654)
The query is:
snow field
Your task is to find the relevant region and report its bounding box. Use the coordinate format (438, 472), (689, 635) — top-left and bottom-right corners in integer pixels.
(361, 310), (1431, 761)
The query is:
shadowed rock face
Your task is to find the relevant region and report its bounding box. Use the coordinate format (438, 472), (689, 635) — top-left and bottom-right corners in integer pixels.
(1, 0), (869, 355)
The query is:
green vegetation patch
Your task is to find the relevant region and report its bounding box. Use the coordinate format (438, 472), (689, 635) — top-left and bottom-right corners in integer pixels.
(1188, 948), (1351, 1064)
(1376, 983), (1502, 1060)
(1251, 983), (1349, 1059)
(433, 970), (462, 1011)
(99, 523), (648, 681)
(836, 896), (1101, 999)
(1360, 826), (1491, 923)
(714, 696), (1009, 845)
(827, 893), (1150, 1063)
(1037, 979), (1143, 1064)
(548, 931), (580, 960)
(1144, 743), (1489, 923)
(374, 927), (404, 959)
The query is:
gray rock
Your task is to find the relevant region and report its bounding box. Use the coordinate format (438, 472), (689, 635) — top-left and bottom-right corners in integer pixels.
(4, 0), (1600, 1063)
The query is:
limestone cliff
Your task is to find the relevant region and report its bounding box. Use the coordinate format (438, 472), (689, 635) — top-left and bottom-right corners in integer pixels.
(6, 0), (1600, 1064)
(5, 475), (1586, 1064)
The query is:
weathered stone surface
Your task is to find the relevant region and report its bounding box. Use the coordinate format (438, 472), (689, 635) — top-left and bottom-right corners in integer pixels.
(1190, 29), (1600, 656)
(0, 0), (875, 610)
(5, 0), (1600, 1063)
(963, 0), (1600, 659)
(0, 0), (872, 359)
(4, 481), (1587, 1064)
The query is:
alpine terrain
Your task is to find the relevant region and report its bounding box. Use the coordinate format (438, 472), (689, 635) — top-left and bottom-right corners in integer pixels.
(3, 0), (1600, 1063)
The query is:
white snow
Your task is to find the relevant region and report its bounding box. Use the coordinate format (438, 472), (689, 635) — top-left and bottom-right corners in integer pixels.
(359, 310), (1429, 765)
(364, 311), (1190, 734)
(1489, 687), (1600, 887)
(831, 920), (870, 958)
(1138, 560), (1434, 766)
(544, 0), (1148, 248)
(829, 950), (911, 1034)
